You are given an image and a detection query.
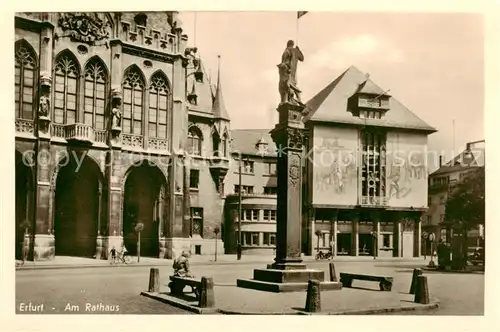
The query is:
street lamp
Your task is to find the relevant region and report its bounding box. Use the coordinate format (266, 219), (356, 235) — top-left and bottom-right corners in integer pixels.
(428, 232), (436, 267)
(422, 231), (428, 260)
(370, 231), (377, 260)
(236, 156), (243, 260)
(134, 222), (144, 263)
(214, 226), (220, 262)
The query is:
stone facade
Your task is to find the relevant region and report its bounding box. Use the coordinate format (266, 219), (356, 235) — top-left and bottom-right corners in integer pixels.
(14, 12), (228, 261)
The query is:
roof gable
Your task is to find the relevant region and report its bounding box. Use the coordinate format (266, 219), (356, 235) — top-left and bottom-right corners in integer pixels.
(304, 66), (436, 133)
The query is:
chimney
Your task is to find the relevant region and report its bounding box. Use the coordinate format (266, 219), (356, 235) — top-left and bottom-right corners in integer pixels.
(439, 155), (443, 167)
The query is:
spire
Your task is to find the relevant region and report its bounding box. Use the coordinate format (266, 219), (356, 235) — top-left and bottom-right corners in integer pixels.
(212, 55), (230, 120)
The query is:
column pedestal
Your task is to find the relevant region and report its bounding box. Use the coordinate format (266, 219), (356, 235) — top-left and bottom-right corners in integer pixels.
(236, 101), (341, 292)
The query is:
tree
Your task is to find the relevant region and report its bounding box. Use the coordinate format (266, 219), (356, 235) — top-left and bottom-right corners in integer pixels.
(443, 167), (485, 266)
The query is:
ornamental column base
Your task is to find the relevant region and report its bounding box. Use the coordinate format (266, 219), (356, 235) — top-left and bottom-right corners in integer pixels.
(33, 234), (55, 261)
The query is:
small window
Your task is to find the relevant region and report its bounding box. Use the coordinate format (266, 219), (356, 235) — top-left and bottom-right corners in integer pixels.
(264, 187), (277, 195)
(251, 209), (259, 221)
(265, 162), (276, 175)
(243, 160), (254, 174)
(440, 214), (445, 222)
(244, 232), (251, 246)
(383, 234), (390, 248)
(270, 234), (276, 245)
(426, 215), (432, 224)
(234, 185), (254, 194)
(263, 233), (270, 245)
(190, 169), (199, 189)
(251, 232), (259, 246)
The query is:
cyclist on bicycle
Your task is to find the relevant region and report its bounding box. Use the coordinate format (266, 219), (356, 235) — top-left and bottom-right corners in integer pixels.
(121, 245), (129, 263)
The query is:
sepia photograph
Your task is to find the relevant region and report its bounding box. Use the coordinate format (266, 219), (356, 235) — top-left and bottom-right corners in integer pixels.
(4, 1), (496, 329)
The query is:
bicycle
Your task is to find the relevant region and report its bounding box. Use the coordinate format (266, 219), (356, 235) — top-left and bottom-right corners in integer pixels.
(109, 249), (132, 264)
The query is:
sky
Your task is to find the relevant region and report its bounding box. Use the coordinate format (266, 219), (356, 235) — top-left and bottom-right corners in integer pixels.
(179, 11), (484, 169)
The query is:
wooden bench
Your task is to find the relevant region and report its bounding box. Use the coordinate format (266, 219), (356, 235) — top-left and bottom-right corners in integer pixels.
(169, 276), (201, 299)
(168, 276), (215, 308)
(339, 272), (393, 291)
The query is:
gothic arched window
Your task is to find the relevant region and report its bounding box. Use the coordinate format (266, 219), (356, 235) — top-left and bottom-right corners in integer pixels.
(148, 72), (170, 139)
(212, 131), (220, 157)
(222, 132), (229, 157)
(188, 126), (203, 156)
(122, 67), (145, 135)
(54, 52), (79, 124)
(84, 58), (107, 130)
(15, 41), (37, 120)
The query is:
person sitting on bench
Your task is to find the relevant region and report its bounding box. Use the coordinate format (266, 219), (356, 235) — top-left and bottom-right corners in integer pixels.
(173, 250), (194, 278)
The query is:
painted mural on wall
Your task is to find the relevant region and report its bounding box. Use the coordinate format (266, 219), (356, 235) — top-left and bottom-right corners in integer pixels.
(386, 132), (428, 208)
(312, 126), (358, 206)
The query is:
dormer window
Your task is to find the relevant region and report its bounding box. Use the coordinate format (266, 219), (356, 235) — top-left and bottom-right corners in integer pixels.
(348, 78), (390, 119)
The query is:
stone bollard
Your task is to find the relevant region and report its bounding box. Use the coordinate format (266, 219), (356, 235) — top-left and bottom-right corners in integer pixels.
(148, 268), (160, 292)
(199, 276), (215, 308)
(305, 279), (321, 313)
(329, 262), (338, 282)
(409, 268), (423, 294)
(414, 275), (430, 304)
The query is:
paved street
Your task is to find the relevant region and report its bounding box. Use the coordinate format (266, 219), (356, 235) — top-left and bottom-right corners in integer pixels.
(15, 258), (484, 315)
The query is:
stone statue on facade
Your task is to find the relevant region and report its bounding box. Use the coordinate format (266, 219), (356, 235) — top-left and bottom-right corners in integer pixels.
(111, 99), (122, 130)
(278, 40), (305, 105)
(173, 250), (194, 277)
(38, 94), (50, 118)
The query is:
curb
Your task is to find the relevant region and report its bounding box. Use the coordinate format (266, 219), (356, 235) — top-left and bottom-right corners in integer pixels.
(15, 258), (428, 271)
(212, 300), (440, 315)
(142, 290), (440, 315)
(140, 292), (218, 314)
(422, 267), (484, 274)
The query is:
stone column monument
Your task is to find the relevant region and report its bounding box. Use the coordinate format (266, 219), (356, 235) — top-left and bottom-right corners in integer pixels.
(237, 41), (342, 292)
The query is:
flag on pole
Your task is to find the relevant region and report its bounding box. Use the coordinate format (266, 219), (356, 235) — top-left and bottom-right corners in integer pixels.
(297, 11), (308, 19)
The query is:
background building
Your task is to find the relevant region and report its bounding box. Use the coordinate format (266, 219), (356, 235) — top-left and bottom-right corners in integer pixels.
(223, 130), (278, 255)
(15, 12), (228, 261)
(424, 140), (485, 251)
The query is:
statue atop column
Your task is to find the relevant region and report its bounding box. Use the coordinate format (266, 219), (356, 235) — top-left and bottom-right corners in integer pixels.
(278, 40), (305, 105)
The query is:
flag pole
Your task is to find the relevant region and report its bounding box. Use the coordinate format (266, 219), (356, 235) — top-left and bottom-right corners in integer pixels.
(296, 14), (299, 45)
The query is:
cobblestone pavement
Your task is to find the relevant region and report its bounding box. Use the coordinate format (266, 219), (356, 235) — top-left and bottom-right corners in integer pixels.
(15, 259), (484, 315)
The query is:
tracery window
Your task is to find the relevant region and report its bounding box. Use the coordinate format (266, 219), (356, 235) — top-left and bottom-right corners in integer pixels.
(15, 41), (37, 120)
(122, 68), (145, 135)
(148, 73), (169, 139)
(84, 58), (107, 130)
(187, 126), (203, 156)
(54, 52), (79, 124)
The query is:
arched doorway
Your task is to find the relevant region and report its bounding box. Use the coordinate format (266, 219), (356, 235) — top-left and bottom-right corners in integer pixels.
(15, 151), (33, 260)
(54, 154), (103, 257)
(123, 163), (166, 258)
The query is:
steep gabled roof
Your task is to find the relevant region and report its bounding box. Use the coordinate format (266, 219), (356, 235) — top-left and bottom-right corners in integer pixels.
(212, 62), (230, 120)
(230, 129), (277, 157)
(303, 65), (436, 133)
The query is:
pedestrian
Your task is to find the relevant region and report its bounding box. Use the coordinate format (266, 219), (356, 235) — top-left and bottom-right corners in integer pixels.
(109, 246), (117, 262)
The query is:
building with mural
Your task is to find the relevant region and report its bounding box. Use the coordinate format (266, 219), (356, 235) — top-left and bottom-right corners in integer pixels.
(222, 66), (437, 257)
(302, 66), (436, 257)
(15, 12), (230, 261)
(424, 140), (485, 251)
